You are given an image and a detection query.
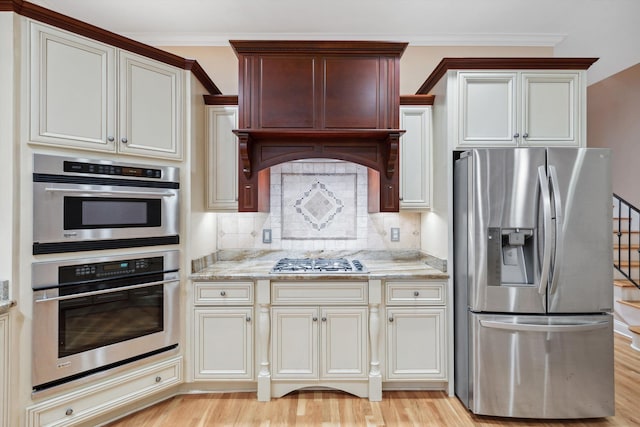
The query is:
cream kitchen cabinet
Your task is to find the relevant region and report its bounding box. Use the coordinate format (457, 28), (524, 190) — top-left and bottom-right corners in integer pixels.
(399, 106), (432, 210)
(457, 71), (582, 148)
(269, 281), (369, 399)
(192, 282), (254, 380)
(29, 21), (183, 160)
(25, 356), (181, 427)
(0, 314), (8, 427)
(384, 281), (447, 381)
(271, 306), (368, 380)
(206, 106), (239, 210)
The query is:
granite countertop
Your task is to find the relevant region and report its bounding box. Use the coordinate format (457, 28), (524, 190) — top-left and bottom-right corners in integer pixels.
(190, 250), (448, 281)
(0, 280), (14, 315)
(0, 300), (16, 315)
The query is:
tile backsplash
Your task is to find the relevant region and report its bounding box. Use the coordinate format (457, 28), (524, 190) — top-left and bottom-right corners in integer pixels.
(217, 159), (421, 250)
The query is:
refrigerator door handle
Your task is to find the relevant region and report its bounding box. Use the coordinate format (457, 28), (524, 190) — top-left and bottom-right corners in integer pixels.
(548, 165), (564, 294)
(537, 165), (553, 295)
(479, 319), (610, 333)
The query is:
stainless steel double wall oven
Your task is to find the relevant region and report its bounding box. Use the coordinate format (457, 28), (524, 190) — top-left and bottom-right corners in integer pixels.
(31, 154), (182, 392)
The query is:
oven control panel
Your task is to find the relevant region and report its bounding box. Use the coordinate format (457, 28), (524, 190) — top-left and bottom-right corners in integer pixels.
(59, 256), (163, 283)
(63, 160), (162, 179)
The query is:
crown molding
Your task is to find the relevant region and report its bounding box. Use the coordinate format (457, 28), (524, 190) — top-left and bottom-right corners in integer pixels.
(122, 32), (566, 48)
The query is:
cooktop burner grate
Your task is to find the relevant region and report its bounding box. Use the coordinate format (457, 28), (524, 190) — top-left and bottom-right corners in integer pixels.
(270, 257), (367, 274)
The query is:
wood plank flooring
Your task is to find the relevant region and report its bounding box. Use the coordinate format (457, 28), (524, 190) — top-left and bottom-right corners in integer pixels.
(106, 333), (640, 426)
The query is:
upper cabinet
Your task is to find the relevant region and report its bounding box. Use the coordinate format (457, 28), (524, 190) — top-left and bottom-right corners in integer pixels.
(399, 98), (433, 210)
(206, 105), (239, 211)
(417, 58), (597, 151)
(458, 71), (581, 148)
(28, 21), (184, 160)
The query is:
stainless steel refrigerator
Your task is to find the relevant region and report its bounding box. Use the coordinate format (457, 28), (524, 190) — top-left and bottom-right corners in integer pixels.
(454, 148), (614, 419)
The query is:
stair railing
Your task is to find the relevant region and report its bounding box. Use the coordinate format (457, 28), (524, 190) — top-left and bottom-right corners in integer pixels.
(613, 193), (640, 289)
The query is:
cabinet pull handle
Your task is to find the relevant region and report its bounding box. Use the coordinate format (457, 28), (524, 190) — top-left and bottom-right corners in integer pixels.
(246, 316), (251, 322)
(389, 316), (394, 322)
(321, 317), (327, 322)
(414, 291), (420, 297)
(220, 291), (226, 296)
(312, 317), (318, 322)
(155, 376), (162, 383)
(65, 408), (74, 416)
(523, 132), (529, 138)
(107, 136), (115, 142)
(513, 133), (520, 139)
(121, 137), (128, 143)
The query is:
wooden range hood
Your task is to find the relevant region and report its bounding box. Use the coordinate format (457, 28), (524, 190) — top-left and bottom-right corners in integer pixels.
(230, 40), (408, 212)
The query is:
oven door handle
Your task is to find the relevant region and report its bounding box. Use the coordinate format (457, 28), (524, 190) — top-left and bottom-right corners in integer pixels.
(44, 187), (177, 198)
(34, 279), (180, 303)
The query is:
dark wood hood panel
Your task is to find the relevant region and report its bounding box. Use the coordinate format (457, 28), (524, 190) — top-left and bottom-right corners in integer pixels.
(231, 40), (408, 212)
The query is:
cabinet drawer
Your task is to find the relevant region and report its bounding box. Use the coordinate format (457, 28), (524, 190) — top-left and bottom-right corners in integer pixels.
(385, 281), (446, 305)
(194, 282), (254, 305)
(26, 357), (181, 427)
(271, 281), (368, 305)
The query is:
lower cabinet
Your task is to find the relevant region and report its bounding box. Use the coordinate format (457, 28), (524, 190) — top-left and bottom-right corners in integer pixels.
(384, 281), (447, 382)
(193, 307), (253, 380)
(0, 314), (8, 427)
(25, 357), (182, 427)
(271, 306), (367, 380)
(192, 281), (254, 381)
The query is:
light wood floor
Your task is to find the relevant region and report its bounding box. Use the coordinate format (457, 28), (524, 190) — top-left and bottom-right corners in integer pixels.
(106, 333), (640, 426)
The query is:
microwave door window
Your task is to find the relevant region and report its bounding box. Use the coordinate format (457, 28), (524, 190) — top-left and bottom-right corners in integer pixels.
(64, 197), (161, 229)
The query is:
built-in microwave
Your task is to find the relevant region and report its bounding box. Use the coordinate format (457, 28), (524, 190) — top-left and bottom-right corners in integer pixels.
(32, 154), (180, 254)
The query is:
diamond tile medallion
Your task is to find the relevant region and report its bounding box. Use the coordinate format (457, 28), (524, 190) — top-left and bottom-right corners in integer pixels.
(282, 173), (357, 239)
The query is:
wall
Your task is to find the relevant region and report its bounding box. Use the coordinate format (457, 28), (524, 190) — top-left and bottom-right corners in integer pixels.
(587, 63), (640, 207)
(216, 160), (421, 251)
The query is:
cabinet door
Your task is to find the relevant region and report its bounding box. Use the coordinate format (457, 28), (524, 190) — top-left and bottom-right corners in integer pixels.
(118, 51), (183, 159)
(520, 72), (580, 147)
(458, 72), (518, 147)
(206, 106), (239, 210)
(193, 307), (253, 380)
(400, 107), (432, 210)
(0, 314), (7, 427)
(272, 307), (318, 379)
(320, 307), (368, 379)
(29, 22), (116, 151)
(386, 307), (446, 380)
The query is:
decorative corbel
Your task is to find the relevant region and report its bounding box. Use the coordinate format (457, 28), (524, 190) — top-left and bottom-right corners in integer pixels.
(385, 132), (401, 179)
(235, 131), (252, 178)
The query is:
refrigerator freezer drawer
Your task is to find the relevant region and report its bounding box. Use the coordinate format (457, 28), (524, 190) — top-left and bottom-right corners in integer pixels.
(469, 313), (614, 419)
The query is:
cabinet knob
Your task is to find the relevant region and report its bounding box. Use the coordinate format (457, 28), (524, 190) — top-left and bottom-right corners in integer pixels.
(523, 132), (529, 139)
(220, 290), (226, 296)
(513, 133), (520, 139)
(321, 317), (327, 322)
(414, 291), (420, 297)
(107, 136), (115, 142)
(246, 316), (251, 322)
(388, 317), (394, 322)
(121, 137), (128, 143)
(65, 408), (74, 416)
(312, 317), (318, 322)
(155, 376), (162, 383)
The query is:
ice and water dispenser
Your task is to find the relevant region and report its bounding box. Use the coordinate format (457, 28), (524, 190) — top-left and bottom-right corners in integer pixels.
(487, 227), (535, 286)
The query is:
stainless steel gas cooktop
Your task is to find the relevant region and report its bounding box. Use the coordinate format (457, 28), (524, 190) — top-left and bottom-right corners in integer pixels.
(270, 258), (367, 274)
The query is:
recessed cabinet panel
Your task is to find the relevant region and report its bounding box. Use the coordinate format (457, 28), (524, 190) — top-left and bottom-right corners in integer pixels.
(206, 106), (239, 210)
(521, 73), (579, 146)
(324, 57), (380, 128)
(258, 56), (316, 128)
(272, 307), (318, 379)
(194, 308), (253, 380)
(400, 107), (432, 210)
(119, 52), (183, 158)
(386, 307), (446, 380)
(459, 73), (517, 146)
(320, 307), (367, 379)
(30, 22), (115, 150)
